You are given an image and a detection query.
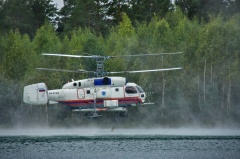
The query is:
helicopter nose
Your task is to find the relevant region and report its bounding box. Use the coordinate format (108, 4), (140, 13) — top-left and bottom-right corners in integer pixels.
(140, 93), (146, 102)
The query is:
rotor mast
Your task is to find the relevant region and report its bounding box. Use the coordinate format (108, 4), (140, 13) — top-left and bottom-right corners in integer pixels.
(95, 58), (105, 77)
(94, 56), (111, 77)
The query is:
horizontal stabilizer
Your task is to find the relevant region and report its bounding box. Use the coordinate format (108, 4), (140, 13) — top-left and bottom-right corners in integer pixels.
(49, 100), (58, 104)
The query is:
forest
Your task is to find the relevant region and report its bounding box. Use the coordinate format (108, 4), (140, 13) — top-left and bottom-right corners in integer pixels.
(0, 0), (240, 128)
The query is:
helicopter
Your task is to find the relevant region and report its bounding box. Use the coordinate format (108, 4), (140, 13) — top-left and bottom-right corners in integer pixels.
(23, 52), (182, 118)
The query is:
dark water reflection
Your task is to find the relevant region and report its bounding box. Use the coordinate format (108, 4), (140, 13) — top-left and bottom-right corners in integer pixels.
(1, 133), (240, 159)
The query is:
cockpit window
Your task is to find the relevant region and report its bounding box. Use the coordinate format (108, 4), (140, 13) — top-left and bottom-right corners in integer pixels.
(136, 86), (144, 93)
(125, 86), (137, 94)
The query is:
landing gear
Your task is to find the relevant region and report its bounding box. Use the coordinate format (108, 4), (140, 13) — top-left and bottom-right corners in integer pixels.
(84, 87), (102, 118)
(85, 112), (102, 118)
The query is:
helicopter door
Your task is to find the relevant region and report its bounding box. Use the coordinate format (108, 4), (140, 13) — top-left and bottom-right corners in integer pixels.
(77, 89), (85, 99)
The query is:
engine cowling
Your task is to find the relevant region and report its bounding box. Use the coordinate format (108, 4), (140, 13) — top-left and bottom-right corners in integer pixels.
(23, 83), (48, 105)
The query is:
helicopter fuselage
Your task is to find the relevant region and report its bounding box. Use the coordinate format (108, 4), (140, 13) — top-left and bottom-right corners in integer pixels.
(49, 77), (145, 109)
(23, 76), (146, 111)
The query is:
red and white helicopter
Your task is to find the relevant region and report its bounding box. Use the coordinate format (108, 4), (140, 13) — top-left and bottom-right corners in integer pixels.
(23, 52), (182, 118)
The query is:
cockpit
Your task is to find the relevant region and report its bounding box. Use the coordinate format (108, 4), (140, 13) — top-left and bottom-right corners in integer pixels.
(125, 83), (145, 102)
(125, 86), (138, 94)
(125, 85), (144, 94)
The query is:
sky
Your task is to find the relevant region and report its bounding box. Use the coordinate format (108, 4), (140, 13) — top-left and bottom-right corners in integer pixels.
(52, 0), (64, 9)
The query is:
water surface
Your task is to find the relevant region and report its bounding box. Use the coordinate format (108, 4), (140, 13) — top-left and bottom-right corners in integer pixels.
(1, 128), (240, 159)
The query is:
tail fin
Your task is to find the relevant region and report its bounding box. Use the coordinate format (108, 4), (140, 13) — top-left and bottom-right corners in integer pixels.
(23, 83), (48, 105)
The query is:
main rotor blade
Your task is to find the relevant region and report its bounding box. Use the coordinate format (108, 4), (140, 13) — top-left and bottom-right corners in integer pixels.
(36, 68), (94, 73)
(127, 67), (183, 73)
(108, 71), (126, 74)
(112, 52), (183, 58)
(42, 53), (94, 58)
(109, 67), (182, 74)
(42, 52), (182, 59)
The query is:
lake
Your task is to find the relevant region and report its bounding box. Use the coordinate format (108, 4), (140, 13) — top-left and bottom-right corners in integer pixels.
(0, 128), (240, 159)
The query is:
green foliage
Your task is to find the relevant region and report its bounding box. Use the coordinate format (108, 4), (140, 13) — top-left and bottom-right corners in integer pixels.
(2, 30), (35, 81)
(33, 23), (61, 53)
(59, 0), (107, 35)
(32, 23), (63, 89)
(66, 28), (106, 74)
(152, 17), (172, 52)
(0, 0), (34, 36)
(1, 2), (240, 127)
(107, 13), (136, 55)
(129, 0), (173, 22)
(175, 0), (240, 21)
(29, 0), (58, 27)
(106, 13), (137, 78)
(0, 0), (57, 37)
(58, 0), (174, 36)
(117, 13), (135, 38)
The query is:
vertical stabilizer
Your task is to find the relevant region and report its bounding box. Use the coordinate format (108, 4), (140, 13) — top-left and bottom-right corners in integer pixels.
(23, 83), (48, 105)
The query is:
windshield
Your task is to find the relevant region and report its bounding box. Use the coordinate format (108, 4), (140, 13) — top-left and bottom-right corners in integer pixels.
(136, 86), (144, 93)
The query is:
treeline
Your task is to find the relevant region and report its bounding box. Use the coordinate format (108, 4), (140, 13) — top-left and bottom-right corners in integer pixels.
(0, 0), (240, 128)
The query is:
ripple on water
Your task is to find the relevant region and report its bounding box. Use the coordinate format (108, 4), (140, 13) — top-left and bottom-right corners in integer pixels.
(0, 133), (240, 159)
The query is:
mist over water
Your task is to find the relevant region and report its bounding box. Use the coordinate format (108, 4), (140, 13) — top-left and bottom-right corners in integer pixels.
(1, 127), (240, 137)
